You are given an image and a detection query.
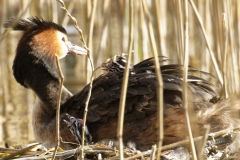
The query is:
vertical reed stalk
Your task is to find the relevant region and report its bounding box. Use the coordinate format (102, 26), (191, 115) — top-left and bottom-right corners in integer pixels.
(52, 55), (64, 160)
(82, 0), (97, 158)
(61, 0), (76, 26)
(141, 0), (163, 159)
(154, 0), (166, 56)
(183, 0), (197, 159)
(189, 0), (223, 86)
(86, 0), (97, 83)
(96, 0), (110, 66)
(175, 0), (184, 63)
(222, 13), (228, 98)
(199, 125), (210, 160)
(57, 1), (95, 159)
(117, 0), (134, 159)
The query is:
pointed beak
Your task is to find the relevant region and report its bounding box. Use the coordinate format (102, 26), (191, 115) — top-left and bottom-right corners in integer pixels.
(65, 42), (88, 55)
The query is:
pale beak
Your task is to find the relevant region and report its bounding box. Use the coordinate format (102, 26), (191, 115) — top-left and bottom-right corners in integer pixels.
(66, 42), (88, 55)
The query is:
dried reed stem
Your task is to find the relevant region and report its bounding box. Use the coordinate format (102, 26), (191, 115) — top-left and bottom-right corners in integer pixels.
(52, 0), (58, 23)
(57, 0), (87, 47)
(154, 0), (166, 56)
(175, 0), (184, 63)
(182, 1), (197, 159)
(57, 1), (94, 159)
(76, 57), (94, 159)
(199, 125), (210, 160)
(61, 0), (76, 26)
(189, 0), (223, 86)
(139, 1), (149, 60)
(141, 0), (163, 159)
(222, 13), (228, 98)
(117, 0), (134, 159)
(85, 0), (97, 83)
(87, 0), (97, 54)
(97, 0), (110, 66)
(51, 55), (64, 160)
(81, 0), (97, 158)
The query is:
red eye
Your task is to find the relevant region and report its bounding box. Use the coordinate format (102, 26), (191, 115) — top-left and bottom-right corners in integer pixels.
(62, 37), (65, 42)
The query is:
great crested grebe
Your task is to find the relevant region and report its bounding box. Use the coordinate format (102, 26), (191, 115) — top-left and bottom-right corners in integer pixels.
(4, 17), (240, 152)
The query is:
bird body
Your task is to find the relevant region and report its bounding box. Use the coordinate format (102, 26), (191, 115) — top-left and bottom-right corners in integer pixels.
(4, 17), (240, 152)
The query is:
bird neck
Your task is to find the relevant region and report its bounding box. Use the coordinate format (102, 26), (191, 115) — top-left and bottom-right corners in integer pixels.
(29, 72), (72, 114)
(14, 49), (72, 114)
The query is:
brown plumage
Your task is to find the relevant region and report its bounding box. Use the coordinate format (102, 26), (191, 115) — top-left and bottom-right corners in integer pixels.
(4, 17), (240, 152)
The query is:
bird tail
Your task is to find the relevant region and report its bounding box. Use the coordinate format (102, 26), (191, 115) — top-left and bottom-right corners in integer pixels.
(197, 95), (240, 152)
(198, 96), (240, 131)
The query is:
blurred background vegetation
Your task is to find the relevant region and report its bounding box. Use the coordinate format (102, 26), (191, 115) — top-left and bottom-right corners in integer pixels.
(0, 0), (239, 147)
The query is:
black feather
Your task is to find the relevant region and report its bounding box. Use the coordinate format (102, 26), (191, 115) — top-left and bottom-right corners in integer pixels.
(4, 17), (66, 34)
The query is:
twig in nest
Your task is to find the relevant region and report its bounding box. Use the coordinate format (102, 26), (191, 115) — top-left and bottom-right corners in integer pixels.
(2, 145), (115, 160)
(124, 151), (151, 160)
(1, 143), (40, 160)
(150, 145), (157, 160)
(60, 137), (80, 147)
(51, 55), (64, 160)
(161, 128), (237, 152)
(57, 1), (94, 159)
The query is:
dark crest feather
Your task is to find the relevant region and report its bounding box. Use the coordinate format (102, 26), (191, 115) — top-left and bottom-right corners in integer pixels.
(4, 17), (66, 34)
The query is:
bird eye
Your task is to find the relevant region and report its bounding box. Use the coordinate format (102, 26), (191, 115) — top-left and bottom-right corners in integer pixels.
(62, 37), (65, 42)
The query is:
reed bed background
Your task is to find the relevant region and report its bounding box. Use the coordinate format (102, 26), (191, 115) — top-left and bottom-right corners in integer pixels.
(0, 0), (239, 152)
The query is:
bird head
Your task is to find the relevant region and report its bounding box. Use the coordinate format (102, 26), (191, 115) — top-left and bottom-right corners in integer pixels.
(4, 17), (87, 88)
